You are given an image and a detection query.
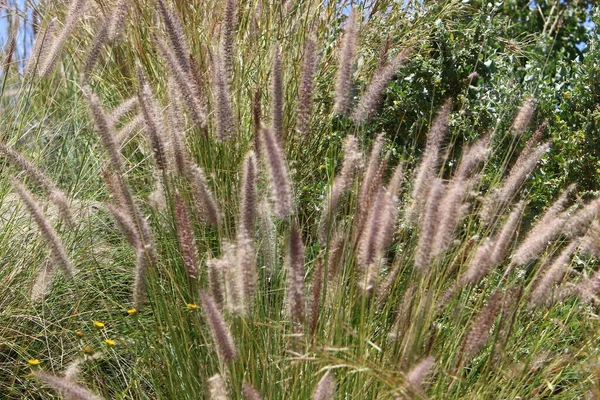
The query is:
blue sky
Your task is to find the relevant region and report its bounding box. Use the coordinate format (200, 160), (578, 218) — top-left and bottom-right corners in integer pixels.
(1, 0), (34, 70)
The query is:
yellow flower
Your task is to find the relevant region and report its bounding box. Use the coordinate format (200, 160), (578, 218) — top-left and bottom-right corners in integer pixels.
(27, 359), (40, 366)
(93, 321), (105, 329)
(127, 308), (138, 316)
(104, 339), (116, 346)
(318, 164), (326, 171)
(186, 303), (199, 309)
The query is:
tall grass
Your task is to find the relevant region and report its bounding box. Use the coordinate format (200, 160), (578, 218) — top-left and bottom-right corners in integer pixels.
(0, 1), (599, 399)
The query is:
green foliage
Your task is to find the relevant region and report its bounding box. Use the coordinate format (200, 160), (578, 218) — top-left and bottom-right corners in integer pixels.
(0, 1), (600, 399)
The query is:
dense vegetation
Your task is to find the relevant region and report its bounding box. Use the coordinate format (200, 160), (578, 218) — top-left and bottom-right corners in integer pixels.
(1, 0), (600, 399)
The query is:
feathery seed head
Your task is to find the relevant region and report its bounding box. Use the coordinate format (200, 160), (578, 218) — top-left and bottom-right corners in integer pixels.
(37, 0), (88, 77)
(175, 193), (199, 280)
(288, 224), (305, 329)
(13, 179), (75, 280)
(190, 165), (221, 226)
(240, 151), (258, 236)
(319, 135), (361, 244)
(407, 100), (452, 222)
(461, 290), (503, 361)
(260, 126), (293, 218)
(156, 0), (191, 74)
(313, 371), (335, 400)
(133, 244), (152, 311)
(529, 240), (580, 307)
(200, 289), (238, 363)
(510, 97), (536, 136)
(211, 51), (235, 141)
(137, 78), (169, 171)
(242, 382), (263, 400)
(407, 356), (435, 393)
(271, 46), (284, 139)
(32, 370), (102, 400)
(490, 200), (525, 266)
(86, 90), (125, 173)
(208, 373), (229, 400)
(296, 37), (317, 135)
(352, 47), (411, 123)
(414, 178), (445, 272)
(462, 237), (495, 285)
(333, 8), (359, 115)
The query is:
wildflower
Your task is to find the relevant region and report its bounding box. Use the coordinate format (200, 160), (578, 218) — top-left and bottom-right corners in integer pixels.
(93, 321), (105, 329)
(81, 346), (95, 355)
(186, 303), (199, 309)
(28, 359), (41, 366)
(75, 330), (85, 337)
(104, 339), (116, 346)
(127, 308), (138, 316)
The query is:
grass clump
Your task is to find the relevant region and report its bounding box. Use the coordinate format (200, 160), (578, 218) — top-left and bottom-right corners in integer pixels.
(0, 0), (599, 399)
